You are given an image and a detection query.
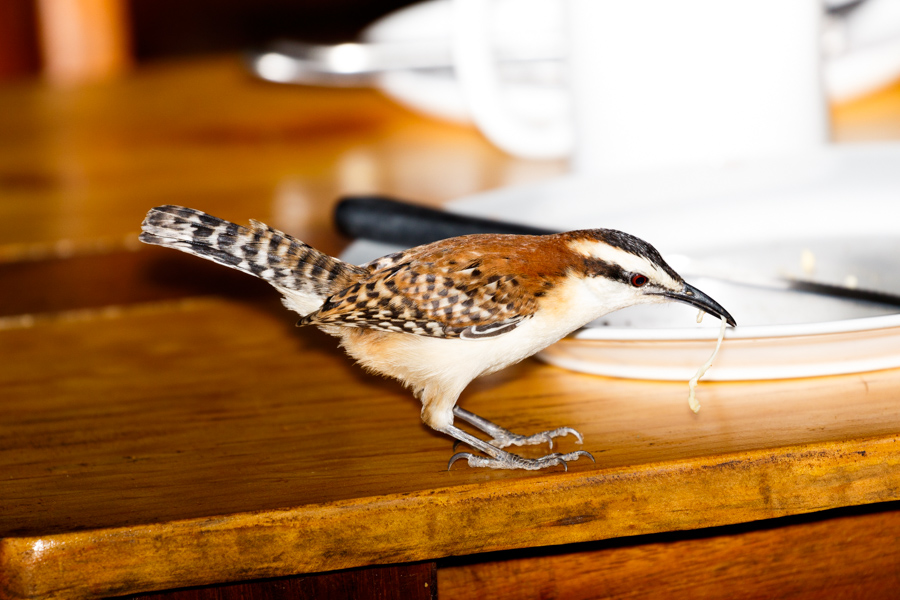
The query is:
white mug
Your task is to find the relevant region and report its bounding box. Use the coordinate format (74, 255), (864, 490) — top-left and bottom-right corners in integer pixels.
(452, 0), (829, 174)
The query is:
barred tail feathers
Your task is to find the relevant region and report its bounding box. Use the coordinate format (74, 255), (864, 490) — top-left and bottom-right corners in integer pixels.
(139, 205), (365, 316)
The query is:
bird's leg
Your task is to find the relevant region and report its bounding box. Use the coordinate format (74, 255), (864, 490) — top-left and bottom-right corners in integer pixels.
(440, 424), (594, 471)
(452, 406), (584, 450)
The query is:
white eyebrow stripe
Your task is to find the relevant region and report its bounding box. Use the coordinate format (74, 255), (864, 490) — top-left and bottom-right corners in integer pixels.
(567, 238), (680, 288)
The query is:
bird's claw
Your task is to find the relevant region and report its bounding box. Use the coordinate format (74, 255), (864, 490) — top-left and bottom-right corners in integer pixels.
(490, 426), (584, 450)
(452, 426), (585, 451)
(447, 449), (594, 471)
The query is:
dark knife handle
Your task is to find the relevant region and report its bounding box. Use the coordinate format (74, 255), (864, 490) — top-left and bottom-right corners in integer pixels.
(334, 195), (555, 247)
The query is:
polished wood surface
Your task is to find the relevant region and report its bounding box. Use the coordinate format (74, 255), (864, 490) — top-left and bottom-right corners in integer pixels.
(134, 563), (436, 600)
(439, 505), (900, 599)
(1, 55), (899, 599)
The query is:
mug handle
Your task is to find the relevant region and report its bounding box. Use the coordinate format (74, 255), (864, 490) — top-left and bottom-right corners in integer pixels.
(452, 0), (572, 159)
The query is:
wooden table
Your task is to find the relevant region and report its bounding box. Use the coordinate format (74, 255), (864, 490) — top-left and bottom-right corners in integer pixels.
(2, 55), (900, 600)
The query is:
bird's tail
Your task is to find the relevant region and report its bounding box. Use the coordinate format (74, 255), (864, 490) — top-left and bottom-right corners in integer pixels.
(140, 205), (366, 316)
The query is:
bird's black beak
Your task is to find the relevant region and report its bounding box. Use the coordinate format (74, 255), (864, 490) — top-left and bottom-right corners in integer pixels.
(662, 282), (737, 327)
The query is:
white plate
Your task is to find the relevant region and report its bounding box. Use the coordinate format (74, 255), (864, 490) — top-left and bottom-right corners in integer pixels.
(342, 144), (900, 380)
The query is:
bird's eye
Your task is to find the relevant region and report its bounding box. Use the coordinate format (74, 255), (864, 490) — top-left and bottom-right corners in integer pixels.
(630, 274), (648, 287)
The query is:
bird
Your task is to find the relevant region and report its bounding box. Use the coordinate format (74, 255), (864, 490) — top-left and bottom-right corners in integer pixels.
(140, 205), (736, 471)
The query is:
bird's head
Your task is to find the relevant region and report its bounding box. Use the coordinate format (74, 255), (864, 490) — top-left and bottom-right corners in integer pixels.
(564, 229), (737, 327)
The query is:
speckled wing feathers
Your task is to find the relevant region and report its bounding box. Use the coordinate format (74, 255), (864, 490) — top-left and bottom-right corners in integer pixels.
(140, 205), (365, 313)
(300, 235), (559, 339)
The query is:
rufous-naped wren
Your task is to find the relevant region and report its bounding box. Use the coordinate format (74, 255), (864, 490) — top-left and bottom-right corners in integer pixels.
(140, 205), (736, 471)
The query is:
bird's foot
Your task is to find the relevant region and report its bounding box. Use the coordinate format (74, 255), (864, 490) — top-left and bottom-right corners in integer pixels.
(443, 413), (594, 471)
(448, 449), (594, 471)
(488, 426), (584, 450)
(451, 406), (584, 450)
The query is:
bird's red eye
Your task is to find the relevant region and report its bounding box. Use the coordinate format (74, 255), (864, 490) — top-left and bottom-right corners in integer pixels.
(631, 274), (648, 287)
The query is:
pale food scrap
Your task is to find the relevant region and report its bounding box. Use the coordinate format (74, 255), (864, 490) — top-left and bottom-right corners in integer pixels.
(687, 316), (728, 413)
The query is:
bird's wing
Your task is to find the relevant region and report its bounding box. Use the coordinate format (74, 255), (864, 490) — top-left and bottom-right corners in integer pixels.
(301, 242), (544, 339)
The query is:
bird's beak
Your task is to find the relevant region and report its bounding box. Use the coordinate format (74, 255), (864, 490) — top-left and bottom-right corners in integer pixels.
(661, 282), (737, 327)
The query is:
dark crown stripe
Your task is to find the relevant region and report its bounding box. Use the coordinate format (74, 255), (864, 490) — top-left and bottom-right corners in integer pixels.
(584, 229), (683, 282)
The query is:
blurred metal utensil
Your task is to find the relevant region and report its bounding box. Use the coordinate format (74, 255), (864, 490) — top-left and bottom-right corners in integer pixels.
(245, 37), (563, 87)
(246, 39), (454, 86)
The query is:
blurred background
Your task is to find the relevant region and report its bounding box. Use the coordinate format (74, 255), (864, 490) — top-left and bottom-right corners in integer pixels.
(2, 0), (900, 320)
(0, 0), (421, 83)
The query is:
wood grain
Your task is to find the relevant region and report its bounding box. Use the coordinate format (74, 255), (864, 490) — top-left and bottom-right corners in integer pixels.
(438, 504), (900, 600)
(0, 55), (558, 255)
(2, 297), (900, 598)
(130, 562), (436, 600)
(0, 247), (272, 318)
